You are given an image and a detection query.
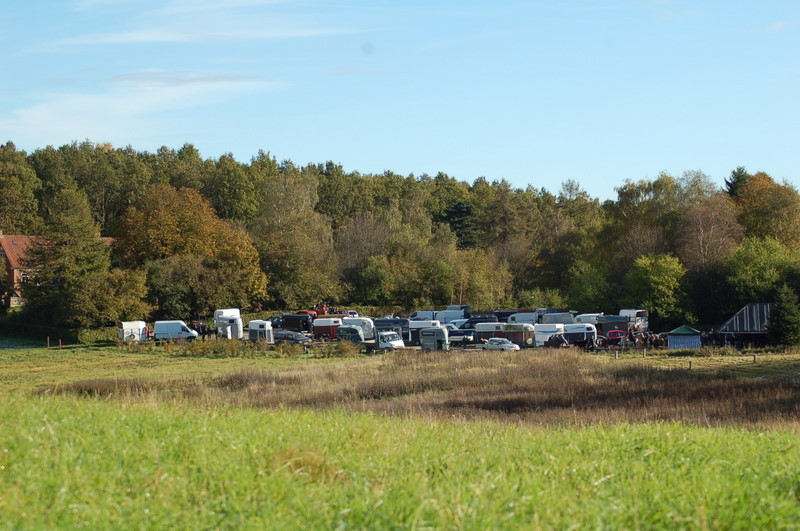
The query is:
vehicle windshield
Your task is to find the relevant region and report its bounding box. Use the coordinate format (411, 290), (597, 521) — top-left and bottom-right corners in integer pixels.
(384, 332), (401, 342)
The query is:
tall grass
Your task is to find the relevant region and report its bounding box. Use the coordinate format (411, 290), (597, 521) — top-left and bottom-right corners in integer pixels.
(2, 396), (799, 529)
(45, 348), (800, 428)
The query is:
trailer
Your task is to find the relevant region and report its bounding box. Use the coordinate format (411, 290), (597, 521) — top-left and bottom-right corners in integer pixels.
(420, 326), (449, 351)
(282, 314), (314, 333)
(118, 321), (148, 342)
(475, 322), (505, 342)
(533, 323), (564, 347)
(503, 323), (535, 347)
(410, 319), (441, 345)
(248, 320), (274, 343)
(215, 308), (243, 339)
(313, 317), (343, 340)
(342, 317), (375, 339)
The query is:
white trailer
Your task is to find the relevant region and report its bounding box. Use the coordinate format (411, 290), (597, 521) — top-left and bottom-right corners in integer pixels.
(533, 323), (565, 347)
(118, 321), (148, 342)
(248, 320), (274, 343)
(342, 317), (375, 339)
(214, 308), (244, 339)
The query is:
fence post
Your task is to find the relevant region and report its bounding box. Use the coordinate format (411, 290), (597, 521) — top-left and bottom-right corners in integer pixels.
(46, 336), (50, 348)
(753, 354), (758, 363)
(689, 360), (693, 370)
(58, 339), (62, 350)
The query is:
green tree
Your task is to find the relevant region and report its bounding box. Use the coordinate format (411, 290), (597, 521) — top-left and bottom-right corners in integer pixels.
(115, 184), (267, 316)
(735, 173), (800, 247)
(623, 254), (687, 325)
(725, 238), (798, 306)
(203, 154), (257, 222)
(0, 142), (42, 234)
(766, 285), (800, 346)
(724, 166), (751, 197)
(21, 190), (115, 326)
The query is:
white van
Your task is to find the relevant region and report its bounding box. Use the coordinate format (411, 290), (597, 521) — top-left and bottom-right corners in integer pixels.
(153, 320), (198, 342)
(118, 321), (148, 342)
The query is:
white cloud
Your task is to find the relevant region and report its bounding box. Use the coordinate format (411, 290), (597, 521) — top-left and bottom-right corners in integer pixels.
(0, 70), (276, 148)
(768, 21), (785, 32)
(55, 26), (343, 46)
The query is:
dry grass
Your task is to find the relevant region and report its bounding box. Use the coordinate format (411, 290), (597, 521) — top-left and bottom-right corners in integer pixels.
(45, 348), (800, 428)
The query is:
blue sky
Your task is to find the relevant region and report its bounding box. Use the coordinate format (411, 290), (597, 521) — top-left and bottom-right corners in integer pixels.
(1, 0), (797, 200)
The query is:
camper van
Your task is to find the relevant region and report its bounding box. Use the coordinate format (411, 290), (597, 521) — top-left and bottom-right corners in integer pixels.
(153, 320), (198, 342)
(118, 321), (148, 342)
(574, 313), (603, 324)
(247, 320), (274, 343)
(420, 326), (449, 351)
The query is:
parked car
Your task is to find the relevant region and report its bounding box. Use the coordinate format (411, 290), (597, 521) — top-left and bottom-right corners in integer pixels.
(267, 315), (284, 329)
(481, 337), (520, 351)
(273, 330), (312, 345)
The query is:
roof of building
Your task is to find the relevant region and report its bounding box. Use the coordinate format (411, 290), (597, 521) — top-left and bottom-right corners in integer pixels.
(667, 324), (701, 336)
(0, 234), (114, 270)
(0, 235), (38, 269)
(718, 303), (772, 334)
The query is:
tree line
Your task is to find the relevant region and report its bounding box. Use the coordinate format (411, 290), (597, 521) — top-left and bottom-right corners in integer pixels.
(2, 140), (800, 331)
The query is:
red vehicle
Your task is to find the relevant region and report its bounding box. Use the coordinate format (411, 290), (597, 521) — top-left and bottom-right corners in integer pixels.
(605, 329), (628, 345)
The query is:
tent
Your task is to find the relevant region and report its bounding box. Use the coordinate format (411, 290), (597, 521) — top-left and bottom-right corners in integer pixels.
(667, 325), (701, 350)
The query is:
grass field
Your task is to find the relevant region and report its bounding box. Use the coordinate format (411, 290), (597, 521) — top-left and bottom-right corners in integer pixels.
(2, 340), (800, 528)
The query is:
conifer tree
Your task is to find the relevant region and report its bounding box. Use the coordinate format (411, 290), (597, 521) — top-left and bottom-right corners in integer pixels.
(766, 284), (800, 346)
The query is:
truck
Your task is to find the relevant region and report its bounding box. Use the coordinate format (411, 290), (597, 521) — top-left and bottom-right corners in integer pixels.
(118, 321), (148, 342)
(247, 320), (274, 343)
(153, 320), (199, 342)
(360, 330), (406, 354)
(215, 308), (243, 339)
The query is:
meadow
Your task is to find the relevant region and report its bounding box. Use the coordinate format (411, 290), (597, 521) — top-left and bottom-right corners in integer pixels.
(2, 340), (800, 528)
